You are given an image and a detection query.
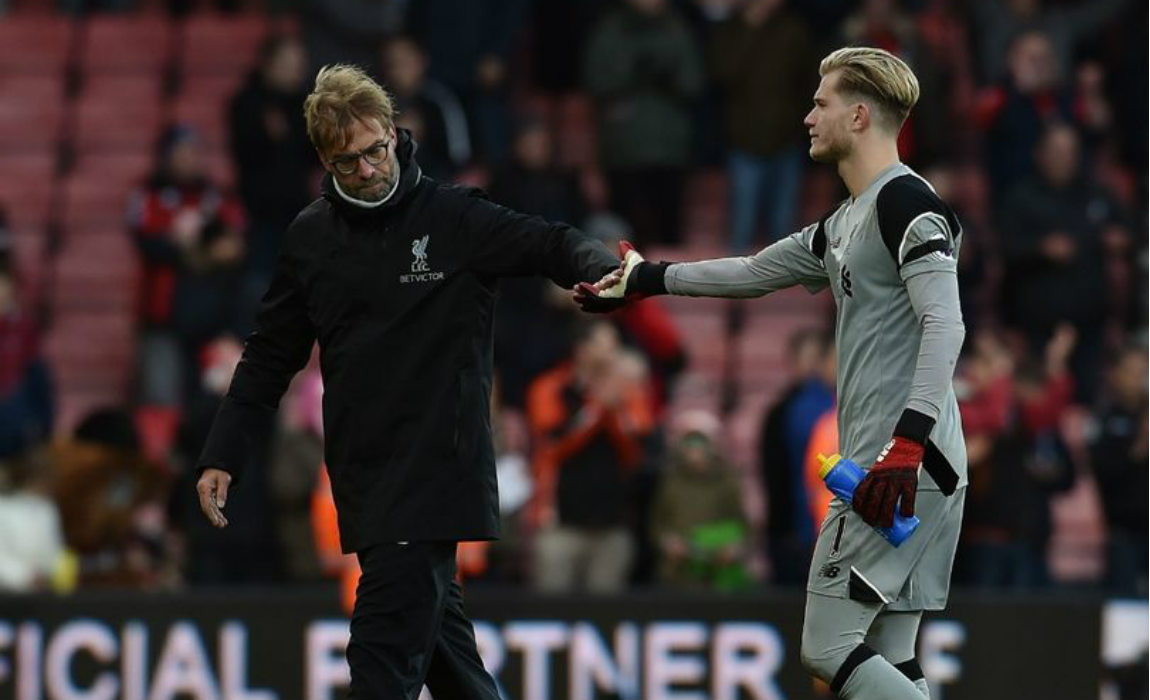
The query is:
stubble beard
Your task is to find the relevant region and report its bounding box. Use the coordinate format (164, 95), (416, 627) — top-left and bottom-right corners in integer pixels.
(347, 154), (400, 202)
(810, 136), (851, 165)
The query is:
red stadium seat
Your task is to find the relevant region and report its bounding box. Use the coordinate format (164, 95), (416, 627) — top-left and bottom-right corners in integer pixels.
(82, 74), (167, 101)
(180, 73), (245, 103)
(0, 192), (53, 239)
(0, 16), (72, 75)
(0, 73), (67, 103)
(0, 97), (65, 151)
(58, 223), (138, 271)
(52, 223), (139, 312)
(73, 93), (164, 153)
(8, 228), (47, 294)
(80, 14), (175, 76)
(62, 174), (137, 228)
(135, 405), (182, 461)
(0, 152), (56, 231)
(43, 309), (136, 399)
(180, 13), (268, 76)
(44, 310), (136, 356)
(0, 152), (56, 188)
(67, 152), (151, 228)
(169, 94), (229, 148)
(71, 152), (153, 187)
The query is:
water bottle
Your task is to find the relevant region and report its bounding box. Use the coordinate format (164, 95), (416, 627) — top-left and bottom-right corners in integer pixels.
(817, 453), (919, 547)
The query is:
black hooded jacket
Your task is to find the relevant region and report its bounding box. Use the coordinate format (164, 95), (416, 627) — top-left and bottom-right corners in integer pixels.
(198, 131), (617, 550)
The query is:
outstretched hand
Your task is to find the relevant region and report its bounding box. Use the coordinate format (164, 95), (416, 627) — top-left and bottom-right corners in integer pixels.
(574, 270), (624, 312)
(574, 242), (644, 313)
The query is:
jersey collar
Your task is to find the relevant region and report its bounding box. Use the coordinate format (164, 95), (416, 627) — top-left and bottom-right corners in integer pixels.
(844, 162), (909, 230)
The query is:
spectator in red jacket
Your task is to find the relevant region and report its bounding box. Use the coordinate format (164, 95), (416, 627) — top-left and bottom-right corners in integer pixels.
(956, 326), (1077, 589)
(129, 125), (247, 408)
(975, 30), (1080, 203)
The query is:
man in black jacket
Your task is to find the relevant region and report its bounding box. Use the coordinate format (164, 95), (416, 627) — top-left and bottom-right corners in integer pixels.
(195, 64), (618, 700)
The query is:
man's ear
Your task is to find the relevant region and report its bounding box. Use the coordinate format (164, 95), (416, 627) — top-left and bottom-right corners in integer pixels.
(852, 102), (870, 133)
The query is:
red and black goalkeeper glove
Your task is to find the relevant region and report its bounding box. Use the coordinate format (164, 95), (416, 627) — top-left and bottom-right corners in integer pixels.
(852, 409), (933, 528)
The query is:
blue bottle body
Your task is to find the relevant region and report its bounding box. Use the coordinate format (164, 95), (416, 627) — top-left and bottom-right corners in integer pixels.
(819, 454), (919, 547)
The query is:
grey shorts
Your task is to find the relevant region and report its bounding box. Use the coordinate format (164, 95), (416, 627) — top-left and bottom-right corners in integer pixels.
(806, 486), (966, 611)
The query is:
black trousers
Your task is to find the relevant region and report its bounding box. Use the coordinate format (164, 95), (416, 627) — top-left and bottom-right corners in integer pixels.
(349, 542), (500, 700)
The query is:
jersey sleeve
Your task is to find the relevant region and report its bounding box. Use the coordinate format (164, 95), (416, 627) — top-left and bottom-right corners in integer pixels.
(898, 214), (958, 280)
(876, 174), (961, 281)
(902, 270), (965, 423)
(877, 174), (966, 438)
(664, 220), (831, 297)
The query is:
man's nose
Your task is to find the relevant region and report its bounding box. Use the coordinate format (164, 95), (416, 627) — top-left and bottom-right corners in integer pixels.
(357, 157), (375, 179)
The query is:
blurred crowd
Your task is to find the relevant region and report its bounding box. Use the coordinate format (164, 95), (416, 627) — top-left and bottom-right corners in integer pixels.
(0, 0), (1145, 598)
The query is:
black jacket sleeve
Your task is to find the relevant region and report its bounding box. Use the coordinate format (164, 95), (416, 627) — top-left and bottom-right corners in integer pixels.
(459, 189), (619, 287)
(197, 247), (315, 485)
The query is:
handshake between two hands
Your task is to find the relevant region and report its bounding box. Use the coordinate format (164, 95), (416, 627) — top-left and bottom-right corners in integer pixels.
(573, 241), (647, 313)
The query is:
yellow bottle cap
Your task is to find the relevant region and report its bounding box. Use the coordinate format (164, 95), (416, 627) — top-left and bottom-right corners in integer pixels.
(816, 453), (842, 480)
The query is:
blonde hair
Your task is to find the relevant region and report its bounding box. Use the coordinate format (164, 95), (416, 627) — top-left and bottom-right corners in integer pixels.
(819, 47), (919, 132)
(303, 64), (396, 155)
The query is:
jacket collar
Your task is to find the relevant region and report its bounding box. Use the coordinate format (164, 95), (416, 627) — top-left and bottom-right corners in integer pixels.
(321, 128), (423, 218)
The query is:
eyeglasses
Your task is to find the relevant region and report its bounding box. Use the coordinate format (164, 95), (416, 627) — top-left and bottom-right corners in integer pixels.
(329, 137), (391, 175)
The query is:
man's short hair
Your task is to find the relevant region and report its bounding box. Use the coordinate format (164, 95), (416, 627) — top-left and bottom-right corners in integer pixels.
(303, 64), (396, 155)
(820, 47), (920, 133)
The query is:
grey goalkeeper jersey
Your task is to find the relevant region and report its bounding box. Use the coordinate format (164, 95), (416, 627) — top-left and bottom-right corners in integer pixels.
(666, 163), (967, 491)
